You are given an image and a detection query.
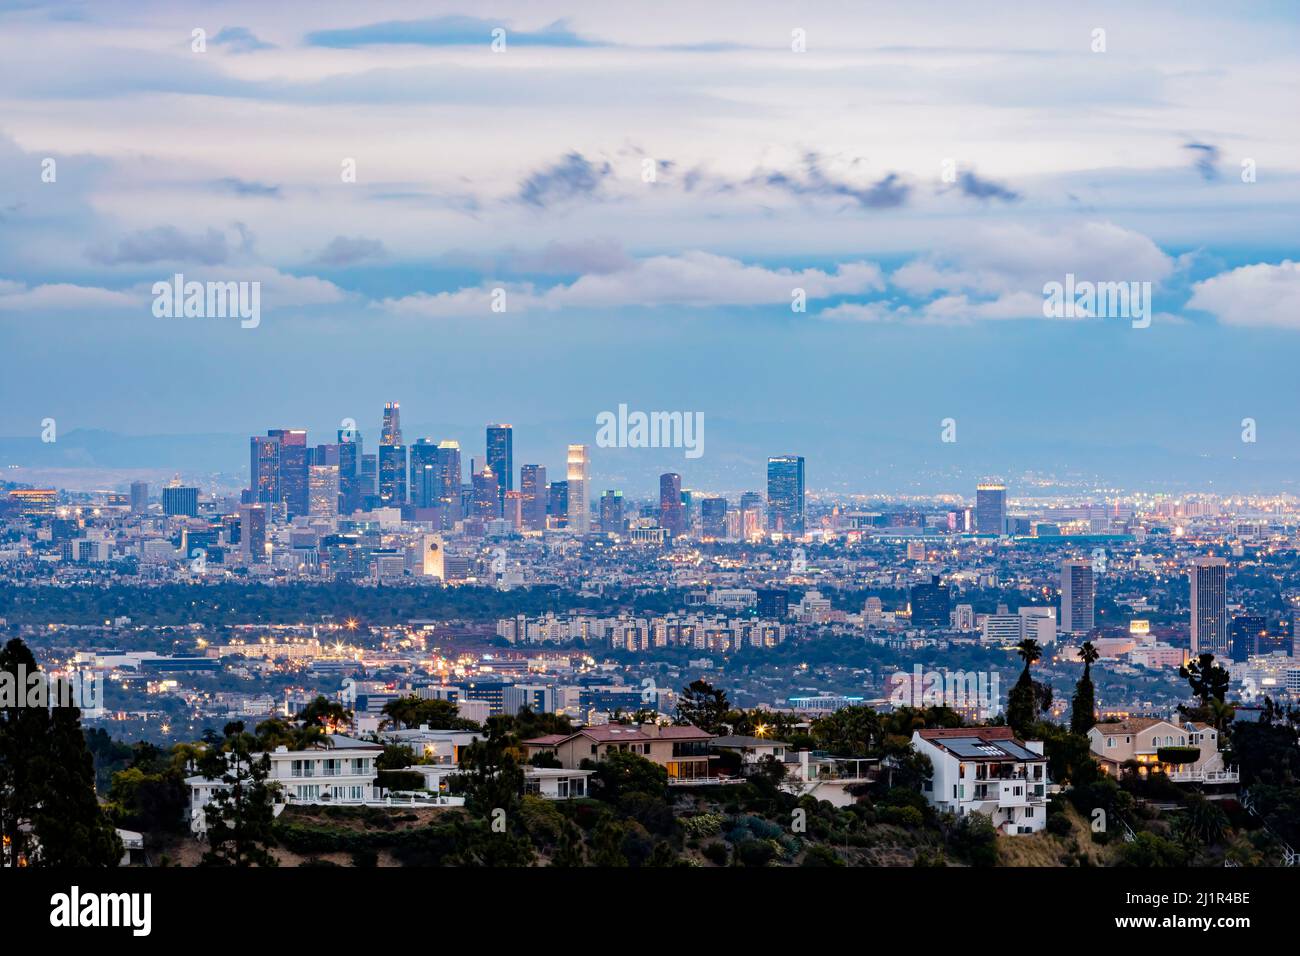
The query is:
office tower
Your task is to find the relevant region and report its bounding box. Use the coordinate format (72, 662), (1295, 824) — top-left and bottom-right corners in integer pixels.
(659, 473), (685, 535)
(338, 428), (361, 515)
(503, 490), (524, 530)
(381, 401), (403, 446)
(360, 454), (378, 503)
(309, 464), (340, 520)
(249, 435), (281, 504)
(378, 442), (408, 506)
(1230, 615), (1266, 663)
(600, 490), (624, 535)
(410, 439), (440, 508)
(520, 464), (547, 530)
(486, 424), (513, 515)
(129, 481), (149, 514)
(268, 428), (308, 517)
(239, 503), (266, 563)
(421, 533), (445, 579)
(700, 496), (727, 540)
(975, 482), (1007, 535)
(1190, 556), (1229, 657)
(161, 485), (199, 518)
(1060, 559), (1095, 633)
(310, 443), (339, 467)
(548, 480), (568, 529)
(740, 491), (764, 538)
(435, 441), (461, 506)
(910, 575), (951, 629)
(757, 588), (789, 619)
(472, 465), (500, 520)
(566, 444), (589, 534)
(766, 456), (805, 534)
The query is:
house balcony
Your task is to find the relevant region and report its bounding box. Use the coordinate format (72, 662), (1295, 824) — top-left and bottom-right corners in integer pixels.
(1167, 768), (1239, 785)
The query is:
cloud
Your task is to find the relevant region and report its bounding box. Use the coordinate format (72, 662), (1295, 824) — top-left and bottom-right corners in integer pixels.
(1183, 142), (1221, 182)
(1188, 260), (1300, 328)
(86, 225), (250, 266)
(0, 280), (138, 311)
(211, 27), (275, 53)
(211, 177), (281, 198)
(305, 16), (604, 49)
(756, 153), (909, 209)
(954, 169), (1020, 202)
(311, 236), (387, 267)
(378, 251), (884, 317)
(501, 239), (633, 276)
(518, 152), (613, 208)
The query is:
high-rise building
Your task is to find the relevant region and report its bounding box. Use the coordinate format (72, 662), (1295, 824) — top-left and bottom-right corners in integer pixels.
(975, 482), (1007, 535)
(239, 503), (266, 563)
(360, 454), (378, 504)
(338, 428), (362, 515)
(659, 473), (685, 536)
(910, 575), (951, 629)
(740, 491), (764, 539)
(472, 465), (500, 520)
(410, 439), (441, 508)
(1060, 559), (1095, 633)
(520, 464), (547, 530)
(700, 496), (727, 540)
(548, 481), (568, 529)
(503, 490), (524, 530)
(309, 464), (340, 521)
(1190, 556), (1229, 657)
(381, 401), (403, 446)
(600, 490), (624, 535)
(130, 481), (149, 514)
(1230, 615), (1267, 663)
(161, 485), (199, 518)
(378, 443), (408, 506)
(268, 429), (308, 517)
(566, 445), (589, 534)
(249, 435), (281, 504)
(486, 424), (513, 516)
(766, 456), (805, 534)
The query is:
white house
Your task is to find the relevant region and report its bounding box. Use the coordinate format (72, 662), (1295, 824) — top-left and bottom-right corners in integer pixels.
(911, 727), (1049, 834)
(523, 766), (594, 799)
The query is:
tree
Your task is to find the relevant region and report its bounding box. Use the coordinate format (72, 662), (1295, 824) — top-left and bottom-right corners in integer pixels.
(675, 680), (730, 733)
(1180, 653), (1230, 707)
(0, 638), (50, 866)
(811, 705), (881, 757)
(1071, 641), (1099, 735)
(1006, 639), (1043, 736)
(199, 722), (280, 867)
(380, 696), (478, 732)
(33, 701), (123, 866)
(295, 695), (351, 732)
(584, 749), (668, 803)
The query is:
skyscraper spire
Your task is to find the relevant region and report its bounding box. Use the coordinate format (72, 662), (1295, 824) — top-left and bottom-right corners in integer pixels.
(381, 401), (403, 446)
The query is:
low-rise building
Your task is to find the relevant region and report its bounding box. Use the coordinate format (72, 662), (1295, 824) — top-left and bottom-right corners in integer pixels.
(523, 723), (716, 784)
(911, 727), (1049, 834)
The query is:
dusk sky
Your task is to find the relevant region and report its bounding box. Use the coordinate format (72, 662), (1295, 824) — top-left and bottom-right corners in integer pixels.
(1, 0), (1298, 494)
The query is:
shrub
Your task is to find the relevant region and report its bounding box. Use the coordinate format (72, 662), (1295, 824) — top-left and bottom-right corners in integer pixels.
(702, 841), (729, 865)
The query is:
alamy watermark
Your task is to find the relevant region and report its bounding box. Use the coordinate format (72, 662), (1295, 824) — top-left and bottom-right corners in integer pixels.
(152, 273), (261, 329)
(0, 666), (104, 717)
(888, 666), (1000, 719)
(1042, 273), (1151, 328)
(596, 404), (704, 459)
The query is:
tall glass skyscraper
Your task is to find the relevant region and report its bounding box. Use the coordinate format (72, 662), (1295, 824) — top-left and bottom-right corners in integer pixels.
(250, 434), (281, 504)
(337, 427), (361, 515)
(410, 439), (440, 508)
(520, 464), (547, 530)
(566, 445), (589, 534)
(659, 473), (685, 536)
(1060, 559), (1095, 633)
(766, 456), (805, 534)
(378, 443), (407, 506)
(1190, 556), (1228, 656)
(486, 424), (513, 516)
(975, 482), (1007, 535)
(268, 428), (308, 517)
(381, 401), (403, 446)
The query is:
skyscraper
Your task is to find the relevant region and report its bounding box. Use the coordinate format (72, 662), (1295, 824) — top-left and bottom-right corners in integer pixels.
(130, 480), (149, 514)
(249, 434), (281, 504)
(410, 439), (440, 508)
(700, 496), (727, 540)
(520, 464), (547, 530)
(1190, 557), (1229, 656)
(239, 503), (266, 563)
(740, 491), (764, 539)
(381, 401), (403, 446)
(437, 441), (462, 511)
(1060, 559), (1095, 633)
(659, 473), (685, 536)
(766, 456), (805, 534)
(975, 482), (1007, 535)
(338, 427), (362, 515)
(378, 442), (407, 507)
(910, 575), (951, 629)
(161, 485), (199, 517)
(600, 490), (624, 535)
(269, 428), (308, 517)
(548, 480), (568, 529)
(1230, 615), (1266, 663)
(309, 464), (340, 521)
(486, 424), (513, 516)
(566, 445), (589, 534)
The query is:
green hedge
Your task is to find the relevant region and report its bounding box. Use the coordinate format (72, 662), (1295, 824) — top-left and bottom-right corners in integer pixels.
(1156, 747), (1200, 766)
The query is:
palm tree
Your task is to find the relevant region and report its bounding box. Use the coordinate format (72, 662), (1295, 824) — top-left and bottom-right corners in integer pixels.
(1078, 641), (1099, 671)
(1015, 638), (1042, 675)
(1071, 642), (1100, 735)
(1007, 639), (1043, 736)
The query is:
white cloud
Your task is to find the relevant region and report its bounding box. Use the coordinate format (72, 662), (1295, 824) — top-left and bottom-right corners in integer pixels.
(1188, 260), (1300, 329)
(0, 281), (139, 312)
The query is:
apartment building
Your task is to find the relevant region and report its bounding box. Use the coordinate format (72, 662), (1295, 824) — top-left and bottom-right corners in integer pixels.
(911, 727), (1049, 834)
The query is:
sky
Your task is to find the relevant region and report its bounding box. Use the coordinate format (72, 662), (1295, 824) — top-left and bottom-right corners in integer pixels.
(1, 0), (1298, 495)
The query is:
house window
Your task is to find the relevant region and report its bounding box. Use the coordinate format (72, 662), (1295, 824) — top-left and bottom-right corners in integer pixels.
(591, 744), (598, 755)
(1106, 738), (1114, 748)
(1025, 807), (1033, 817)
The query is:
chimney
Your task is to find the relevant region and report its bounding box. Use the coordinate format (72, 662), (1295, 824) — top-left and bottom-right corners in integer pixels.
(640, 723), (661, 738)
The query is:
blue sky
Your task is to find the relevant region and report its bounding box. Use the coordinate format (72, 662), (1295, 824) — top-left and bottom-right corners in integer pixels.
(1, 0), (1298, 494)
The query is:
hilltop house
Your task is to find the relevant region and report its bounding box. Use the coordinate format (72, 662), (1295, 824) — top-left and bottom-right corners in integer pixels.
(1086, 717), (1238, 785)
(523, 723), (717, 784)
(911, 727), (1050, 834)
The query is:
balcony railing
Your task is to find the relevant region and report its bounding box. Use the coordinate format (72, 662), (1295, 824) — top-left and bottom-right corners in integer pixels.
(1168, 768), (1239, 784)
